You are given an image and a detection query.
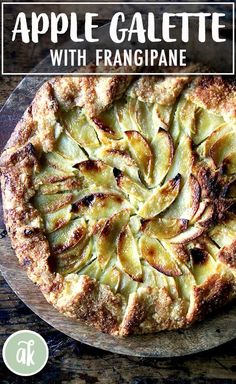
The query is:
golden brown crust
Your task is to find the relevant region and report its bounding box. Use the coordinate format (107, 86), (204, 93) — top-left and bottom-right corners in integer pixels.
(187, 273), (235, 323)
(1, 72), (236, 336)
(189, 76), (236, 118)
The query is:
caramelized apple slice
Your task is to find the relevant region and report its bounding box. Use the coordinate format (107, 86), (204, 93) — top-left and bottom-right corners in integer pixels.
(97, 209), (130, 267)
(165, 135), (193, 183)
(190, 200), (208, 224)
(56, 133), (87, 161)
(140, 235), (182, 277)
(117, 225), (143, 282)
(125, 130), (154, 184)
(100, 266), (121, 293)
(72, 192), (128, 220)
(33, 193), (73, 214)
(44, 205), (72, 233)
(164, 174), (200, 220)
(48, 218), (87, 255)
(209, 132), (236, 166)
(151, 129), (174, 185)
(142, 217), (188, 239)
(197, 204), (215, 228)
(138, 174), (181, 219)
(63, 108), (99, 148)
(169, 226), (204, 244)
(190, 247), (216, 285)
(92, 114), (121, 141)
(98, 147), (139, 181)
(114, 169), (149, 202)
(75, 160), (116, 188)
(53, 238), (92, 275)
(204, 123), (233, 155)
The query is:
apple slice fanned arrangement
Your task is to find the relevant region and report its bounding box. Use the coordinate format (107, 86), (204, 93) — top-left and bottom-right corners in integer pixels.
(1, 74), (236, 336)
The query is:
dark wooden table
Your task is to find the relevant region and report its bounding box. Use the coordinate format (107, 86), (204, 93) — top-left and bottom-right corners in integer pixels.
(1, 74), (236, 384)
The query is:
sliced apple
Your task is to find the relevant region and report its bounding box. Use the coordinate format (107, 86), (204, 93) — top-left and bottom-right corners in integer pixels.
(72, 192), (128, 220)
(164, 174), (200, 221)
(165, 135), (194, 183)
(190, 247), (216, 285)
(53, 238), (92, 275)
(63, 108), (99, 148)
(118, 273), (139, 297)
(141, 217), (188, 239)
(190, 200), (208, 224)
(177, 96), (198, 137)
(33, 192), (73, 214)
(140, 235), (181, 277)
(75, 160), (116, 188)
(45, 152), (76, 173)
(125, 130), (154, 184)
(114, 169), (149, 202)
(33, 165), (74, 188)
(117, 224), (143, 282)
(194, 108), (225, 145)
(174, 263), (196, 300)
(165, 276), (180, 299)
(204, 123), (233, 155)
(138, 174), (181, 219)
(44, 205), (72, 233)
(152, 103), (173, 129)
(114, 98), (135, 132)
(169, 225), (205, 244)
(80, 258), (102, 280)
(151, 128), (174, 186)
(56, 132), (87, 162)
(97, 147), (139, 181)
(97, 209), (130, 267)
(209, 224), (236, 248)
(39, 177), (82, 195)
(197, 204), (215, 228)
(209, 132), (236, 167)
(48, 218), (87, 255)
(142, 264), (157, 288)
(132, 99), (156, 138)
(100, 266), (121, 293)
(92, 112), (122, 141)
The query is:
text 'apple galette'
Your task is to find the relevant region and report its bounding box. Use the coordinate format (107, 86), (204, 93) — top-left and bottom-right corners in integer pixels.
(1, 74), (236, 335)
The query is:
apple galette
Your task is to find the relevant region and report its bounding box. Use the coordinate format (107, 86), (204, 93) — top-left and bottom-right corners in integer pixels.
(1, 74), (236, 335)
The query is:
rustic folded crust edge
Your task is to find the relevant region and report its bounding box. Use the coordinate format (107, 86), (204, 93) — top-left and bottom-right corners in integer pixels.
(0, 73), (236, 336)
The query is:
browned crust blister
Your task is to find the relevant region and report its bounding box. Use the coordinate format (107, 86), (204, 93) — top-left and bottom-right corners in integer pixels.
(1, 72), (236, 336)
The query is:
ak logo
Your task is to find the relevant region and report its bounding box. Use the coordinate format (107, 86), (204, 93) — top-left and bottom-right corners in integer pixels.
(2, 330), (49, 376)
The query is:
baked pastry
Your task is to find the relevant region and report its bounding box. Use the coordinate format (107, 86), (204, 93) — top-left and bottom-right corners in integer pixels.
(1, 74), (236, 336)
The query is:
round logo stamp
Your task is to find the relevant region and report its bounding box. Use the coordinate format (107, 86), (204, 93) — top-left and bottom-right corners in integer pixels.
(2, 330), (49, 376)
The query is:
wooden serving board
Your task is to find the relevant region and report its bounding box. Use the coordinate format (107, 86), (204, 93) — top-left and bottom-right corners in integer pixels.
(0, 72), (236, 358)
